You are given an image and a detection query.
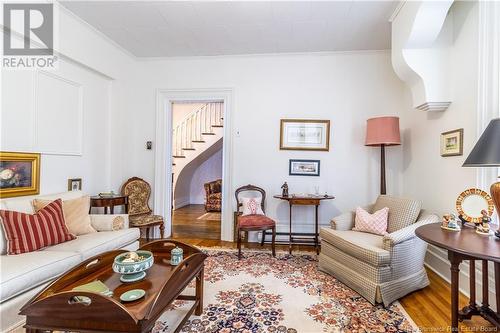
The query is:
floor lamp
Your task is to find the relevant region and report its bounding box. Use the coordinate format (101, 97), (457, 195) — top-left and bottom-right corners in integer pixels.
(365, 116), (401, 195)
(462, 118), (500, 238)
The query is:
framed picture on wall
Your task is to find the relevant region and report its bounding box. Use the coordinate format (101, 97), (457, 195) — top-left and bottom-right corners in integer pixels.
(289, 159), (320, 176)
(440, 129), (464, 157)
(280, 119), (330, 151)
(0, 152), (40, 198)
(68, 178), (82, 191)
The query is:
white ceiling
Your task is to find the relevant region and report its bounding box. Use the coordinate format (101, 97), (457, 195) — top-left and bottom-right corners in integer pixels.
(61, 1), (399, 58)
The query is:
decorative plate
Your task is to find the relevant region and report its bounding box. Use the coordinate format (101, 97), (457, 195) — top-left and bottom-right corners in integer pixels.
(456, 188), (494, 223)
(120, 289), (145, 302)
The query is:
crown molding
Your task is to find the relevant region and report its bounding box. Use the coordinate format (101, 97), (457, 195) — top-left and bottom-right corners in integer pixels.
(137, 49), (390, 62)
(389, 1), (407, 22)
(56, 1), (138, 61)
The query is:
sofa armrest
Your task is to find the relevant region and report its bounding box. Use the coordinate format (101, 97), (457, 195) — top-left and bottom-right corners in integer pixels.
(330, 211), (355, 230)
(382, 211), (439, 249)
(89, 214), (129, 231)
(330, 204), (373, 231)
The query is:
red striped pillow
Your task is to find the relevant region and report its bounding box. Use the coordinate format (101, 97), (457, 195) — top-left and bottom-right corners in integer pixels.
(0, 199), (75, 255)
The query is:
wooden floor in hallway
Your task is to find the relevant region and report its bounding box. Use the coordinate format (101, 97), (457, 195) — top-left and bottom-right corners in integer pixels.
(172, 204), (221, 240)
(162, 236), (495, 332)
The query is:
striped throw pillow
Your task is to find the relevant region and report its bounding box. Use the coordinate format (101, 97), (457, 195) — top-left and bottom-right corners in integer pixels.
(0, 199), (75, 255)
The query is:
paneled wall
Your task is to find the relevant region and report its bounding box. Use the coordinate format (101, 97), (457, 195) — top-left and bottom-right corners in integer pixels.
(1, 59), (112, 195)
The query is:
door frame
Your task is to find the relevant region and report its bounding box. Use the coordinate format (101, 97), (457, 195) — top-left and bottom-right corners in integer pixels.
(154, 88), (234, 241)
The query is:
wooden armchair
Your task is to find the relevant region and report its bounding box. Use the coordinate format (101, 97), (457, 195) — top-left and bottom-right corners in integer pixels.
(204, 179), (222, 212)
(121, 177), (164, 240)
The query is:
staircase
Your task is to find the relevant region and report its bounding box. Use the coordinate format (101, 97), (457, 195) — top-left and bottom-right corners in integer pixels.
(172, 102), (224, 208)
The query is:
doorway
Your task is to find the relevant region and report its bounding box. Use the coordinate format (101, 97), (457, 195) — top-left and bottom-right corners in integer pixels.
(171, 101), (223, 240)
(153, 88), (233, 242)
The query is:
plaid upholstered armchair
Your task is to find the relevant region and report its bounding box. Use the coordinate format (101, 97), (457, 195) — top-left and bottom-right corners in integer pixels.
(319, 195), (439, 306)
(204, 179), (222, 212)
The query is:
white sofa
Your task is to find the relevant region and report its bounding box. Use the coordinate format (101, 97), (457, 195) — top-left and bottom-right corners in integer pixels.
(0, 191), (140, 333)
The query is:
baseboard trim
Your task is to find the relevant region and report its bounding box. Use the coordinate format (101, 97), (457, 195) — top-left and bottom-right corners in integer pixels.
(173, 197), (190, 210)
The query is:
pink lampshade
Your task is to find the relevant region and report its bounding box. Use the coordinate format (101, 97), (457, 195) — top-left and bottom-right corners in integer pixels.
(365, 116), (401, 146)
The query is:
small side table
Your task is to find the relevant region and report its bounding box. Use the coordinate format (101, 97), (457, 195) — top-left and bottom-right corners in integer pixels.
(416, 223), (500, 331)
(273, 194), (335, 254)
(90, 195), (128, 214)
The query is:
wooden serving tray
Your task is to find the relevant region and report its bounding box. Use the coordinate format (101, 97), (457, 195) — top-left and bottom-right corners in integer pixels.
(20, 240), (207, 333)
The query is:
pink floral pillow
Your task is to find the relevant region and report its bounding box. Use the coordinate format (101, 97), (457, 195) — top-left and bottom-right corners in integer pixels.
(352, 206), (389, 236)
(241, 197), (265, 216)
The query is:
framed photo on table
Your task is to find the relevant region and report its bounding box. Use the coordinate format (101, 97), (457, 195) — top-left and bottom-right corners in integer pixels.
(0, 152), (40, 198)
(280, 119), (330, 151)
(289, 159), (320, 176)
(441, 129), (463, 157)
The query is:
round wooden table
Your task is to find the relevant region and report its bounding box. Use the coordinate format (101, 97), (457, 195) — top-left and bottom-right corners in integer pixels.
(416, 223), (500, 330)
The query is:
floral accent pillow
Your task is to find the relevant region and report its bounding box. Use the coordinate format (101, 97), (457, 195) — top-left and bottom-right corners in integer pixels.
(241, 197), (265, 216)
(352, 206), (389, 236)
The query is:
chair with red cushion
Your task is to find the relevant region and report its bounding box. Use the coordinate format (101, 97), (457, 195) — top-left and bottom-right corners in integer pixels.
(235, 184), (276, 259)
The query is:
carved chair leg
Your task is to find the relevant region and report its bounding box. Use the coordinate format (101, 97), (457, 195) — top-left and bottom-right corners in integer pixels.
(271, 226), (276, 257)
(237, 227), (242, 260)
(260, 230), (266, 246)
(159, 222), (165, 239)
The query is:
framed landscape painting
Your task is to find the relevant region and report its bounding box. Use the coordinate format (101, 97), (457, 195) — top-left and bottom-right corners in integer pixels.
(440, 129), (463, 157)
(289, 159), (320, 176)
(280, 119), (330, 151)
(0, 152), (40, 198)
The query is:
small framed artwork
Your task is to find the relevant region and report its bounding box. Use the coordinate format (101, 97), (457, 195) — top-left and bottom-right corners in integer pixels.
(68, 178), (82, 191)
(280, 119), (330, 151)
(441, 129), (464, 157)
(0, 152), (40, 198)
(289, 159), (320, 176)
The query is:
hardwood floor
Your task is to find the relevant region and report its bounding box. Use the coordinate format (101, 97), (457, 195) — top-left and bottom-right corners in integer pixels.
(161, 236), (496, 332)
(172, 204), (221, 240)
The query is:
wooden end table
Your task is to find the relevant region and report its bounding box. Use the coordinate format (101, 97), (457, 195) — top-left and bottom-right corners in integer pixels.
(20, 240), (207, 333)
(90, 195), (128, 214)
(273, 195), (335, 254)
(416, 223), (500, 331)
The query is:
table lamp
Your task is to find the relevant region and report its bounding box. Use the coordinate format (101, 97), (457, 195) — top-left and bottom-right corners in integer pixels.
(462, 118), (500, 238)
(365, 116), (401, 195)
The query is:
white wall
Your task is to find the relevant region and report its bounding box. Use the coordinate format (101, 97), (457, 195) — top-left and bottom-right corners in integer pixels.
(189, 147), (223, 204)
(1, 60), (112, 195)
(399, 1), (497, 309)
(1, 4), (137, 197)
(123, 51), (408, 236)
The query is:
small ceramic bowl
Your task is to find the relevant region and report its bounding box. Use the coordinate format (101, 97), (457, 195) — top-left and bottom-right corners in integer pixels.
(113, 251), (154, 283)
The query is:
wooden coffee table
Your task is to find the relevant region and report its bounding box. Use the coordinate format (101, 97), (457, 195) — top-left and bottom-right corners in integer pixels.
(20, 240), (207, 333)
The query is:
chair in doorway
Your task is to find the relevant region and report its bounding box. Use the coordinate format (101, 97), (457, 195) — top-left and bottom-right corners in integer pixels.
(121, 177), (165, 241)
(234, 184), (276, 259)
(204, 179), (222, 212)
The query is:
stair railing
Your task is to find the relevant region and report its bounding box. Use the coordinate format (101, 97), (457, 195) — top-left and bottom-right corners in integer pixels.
(172, 102), (223, 157)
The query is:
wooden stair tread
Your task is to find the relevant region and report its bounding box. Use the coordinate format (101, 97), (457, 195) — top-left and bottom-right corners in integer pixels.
(182, 148), (196, 150)
(192, 140), (206, 143)
(173, 155), (186, 158)
(202, 132), (215, 135)
(212, 125), (223, 128)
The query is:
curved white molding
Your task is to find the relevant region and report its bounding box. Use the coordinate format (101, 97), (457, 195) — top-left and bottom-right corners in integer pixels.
(391, 1), (454, 112)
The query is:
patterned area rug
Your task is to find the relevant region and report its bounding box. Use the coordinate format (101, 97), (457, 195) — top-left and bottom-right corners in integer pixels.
(197, 212), (221, 221)
(153, 249), (417, 333)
